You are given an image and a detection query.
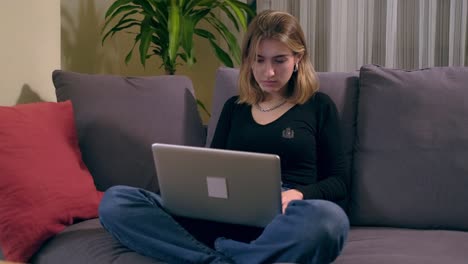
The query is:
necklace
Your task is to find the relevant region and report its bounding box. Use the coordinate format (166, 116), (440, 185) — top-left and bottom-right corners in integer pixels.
(256, 99), (287, 112)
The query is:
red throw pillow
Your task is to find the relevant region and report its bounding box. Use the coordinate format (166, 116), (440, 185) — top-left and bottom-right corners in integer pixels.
(0, 101), (103, 262)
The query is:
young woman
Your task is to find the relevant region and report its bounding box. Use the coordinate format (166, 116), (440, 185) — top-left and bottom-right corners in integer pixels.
(99, 10), (349, 264)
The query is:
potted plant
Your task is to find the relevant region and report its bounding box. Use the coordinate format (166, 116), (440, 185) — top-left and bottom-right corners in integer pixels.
(102, 0), (255, 75)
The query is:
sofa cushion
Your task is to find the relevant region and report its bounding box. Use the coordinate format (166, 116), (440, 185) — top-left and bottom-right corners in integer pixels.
(351, 64), (468, 230)
(52, 70), (206, 192)
(206, 67), (359, 208)
(0, 101), (102, 262)
(335, 227), (468, 264)
(31, 219), (163, 264)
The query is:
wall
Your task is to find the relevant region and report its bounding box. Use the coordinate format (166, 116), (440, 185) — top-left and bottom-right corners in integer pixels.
(0, 1), (61, 106)
(60, 0), (222, 122)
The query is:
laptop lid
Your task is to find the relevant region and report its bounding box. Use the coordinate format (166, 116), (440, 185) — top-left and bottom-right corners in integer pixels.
(152, 143), (282, 227)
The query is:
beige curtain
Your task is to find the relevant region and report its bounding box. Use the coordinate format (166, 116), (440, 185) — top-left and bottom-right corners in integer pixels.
(256, 0), (468, 72)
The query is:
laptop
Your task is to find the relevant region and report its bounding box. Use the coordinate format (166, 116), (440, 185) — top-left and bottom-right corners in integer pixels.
(151, 143), (282, 227)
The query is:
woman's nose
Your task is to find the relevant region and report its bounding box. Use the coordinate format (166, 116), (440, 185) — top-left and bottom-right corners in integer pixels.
(264, 62), (275, 77)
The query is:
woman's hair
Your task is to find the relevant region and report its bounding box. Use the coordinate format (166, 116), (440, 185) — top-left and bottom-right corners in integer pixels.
(238, 10), (318, 105)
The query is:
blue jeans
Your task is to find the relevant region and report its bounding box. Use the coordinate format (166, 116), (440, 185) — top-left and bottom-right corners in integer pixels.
(99, 185), (349, 264)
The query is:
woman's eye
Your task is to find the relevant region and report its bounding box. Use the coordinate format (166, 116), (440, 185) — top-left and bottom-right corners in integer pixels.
(275, 60), (286, 64)
(256, 59), (264, 63)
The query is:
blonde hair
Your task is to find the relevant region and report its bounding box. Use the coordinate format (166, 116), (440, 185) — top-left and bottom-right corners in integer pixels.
(238, 10), (318, 105)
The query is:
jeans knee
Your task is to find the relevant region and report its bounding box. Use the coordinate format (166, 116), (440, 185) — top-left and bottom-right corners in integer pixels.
(290, 200), (349, 247)
(313, 201), (348, 246)
(99, 185), (133, 226)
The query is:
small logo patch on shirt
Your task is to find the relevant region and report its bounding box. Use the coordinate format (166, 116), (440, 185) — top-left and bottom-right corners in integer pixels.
(282, 127), (294, 139)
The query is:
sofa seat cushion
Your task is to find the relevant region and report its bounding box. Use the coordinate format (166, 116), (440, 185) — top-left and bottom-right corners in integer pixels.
(32, 219), (164, 264)
(335, 227), (468, 264)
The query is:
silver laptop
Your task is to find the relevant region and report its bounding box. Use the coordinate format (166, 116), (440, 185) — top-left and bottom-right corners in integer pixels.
(151, 143), (282, 227)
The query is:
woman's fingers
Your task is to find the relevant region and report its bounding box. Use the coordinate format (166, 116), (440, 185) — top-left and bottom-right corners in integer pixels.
(281, 189), (304, 213)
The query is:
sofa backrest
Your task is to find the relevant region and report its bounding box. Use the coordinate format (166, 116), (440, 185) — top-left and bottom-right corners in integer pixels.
(206, 67), (241, 148)
(206, 67), (359, 209)
(53, 71), (206, 193)
(350, 64), (468, 231)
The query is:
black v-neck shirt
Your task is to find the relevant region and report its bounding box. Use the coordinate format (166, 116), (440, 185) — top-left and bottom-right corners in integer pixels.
(210, 92), (347, 201)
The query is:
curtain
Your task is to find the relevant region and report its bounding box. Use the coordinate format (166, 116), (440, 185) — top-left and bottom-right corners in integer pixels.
(256, 0), (468, 72)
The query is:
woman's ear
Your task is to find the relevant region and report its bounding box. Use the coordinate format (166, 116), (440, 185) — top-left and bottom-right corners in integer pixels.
(294, 54), (303, 64)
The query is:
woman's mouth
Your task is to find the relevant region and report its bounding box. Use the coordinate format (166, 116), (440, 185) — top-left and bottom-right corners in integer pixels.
(261, 80), (277, 86)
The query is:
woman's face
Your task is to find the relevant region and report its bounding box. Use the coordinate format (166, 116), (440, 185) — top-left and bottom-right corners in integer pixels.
(252, 38), (298, 97)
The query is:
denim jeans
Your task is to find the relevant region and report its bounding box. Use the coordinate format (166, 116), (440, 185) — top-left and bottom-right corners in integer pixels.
(99, 185), (349, 264)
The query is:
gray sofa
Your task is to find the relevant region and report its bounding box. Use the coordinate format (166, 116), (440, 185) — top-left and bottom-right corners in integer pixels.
(26, 64), (468, 263)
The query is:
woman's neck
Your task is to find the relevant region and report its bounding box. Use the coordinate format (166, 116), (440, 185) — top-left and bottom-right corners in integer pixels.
(262, 93), (287, 103)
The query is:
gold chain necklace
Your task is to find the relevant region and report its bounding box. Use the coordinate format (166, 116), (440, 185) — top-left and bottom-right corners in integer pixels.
(256, 99), (287, 112)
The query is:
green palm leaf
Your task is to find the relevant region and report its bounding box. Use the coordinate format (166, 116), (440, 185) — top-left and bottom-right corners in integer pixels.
(139, 17), (154, 66)
(194, 28), (215, 40)
(180, 16), (195, 65)
(124, 34), (142, 64)
(223, 0), (248, 29)
(218, 5), (240, 31)
(133, 0), (158, 17)
(209, 39), (233, 67)
(205, 15), (241, 65)
(104, 0), (134, 18)
(102, 20), (140, 44)
(102, 6), (138, 34)
(168, 0), (181, 63)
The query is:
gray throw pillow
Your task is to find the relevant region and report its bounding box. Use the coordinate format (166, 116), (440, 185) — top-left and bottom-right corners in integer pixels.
(351, 64), (468, 230)
(52, 70), (206, 192)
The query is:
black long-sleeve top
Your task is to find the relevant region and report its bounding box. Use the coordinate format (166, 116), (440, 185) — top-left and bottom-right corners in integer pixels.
(210, 92), (347, 201)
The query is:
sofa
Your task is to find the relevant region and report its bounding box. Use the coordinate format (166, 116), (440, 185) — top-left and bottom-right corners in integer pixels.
(1, 64), (467, 263)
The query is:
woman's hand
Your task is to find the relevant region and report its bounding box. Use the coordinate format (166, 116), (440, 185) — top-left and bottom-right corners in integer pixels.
(281, 189), (304, 213)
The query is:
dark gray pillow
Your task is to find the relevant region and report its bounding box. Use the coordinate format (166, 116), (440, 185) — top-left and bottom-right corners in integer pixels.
(350, 64), (468, 230)
(52, 70), (206, 192)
